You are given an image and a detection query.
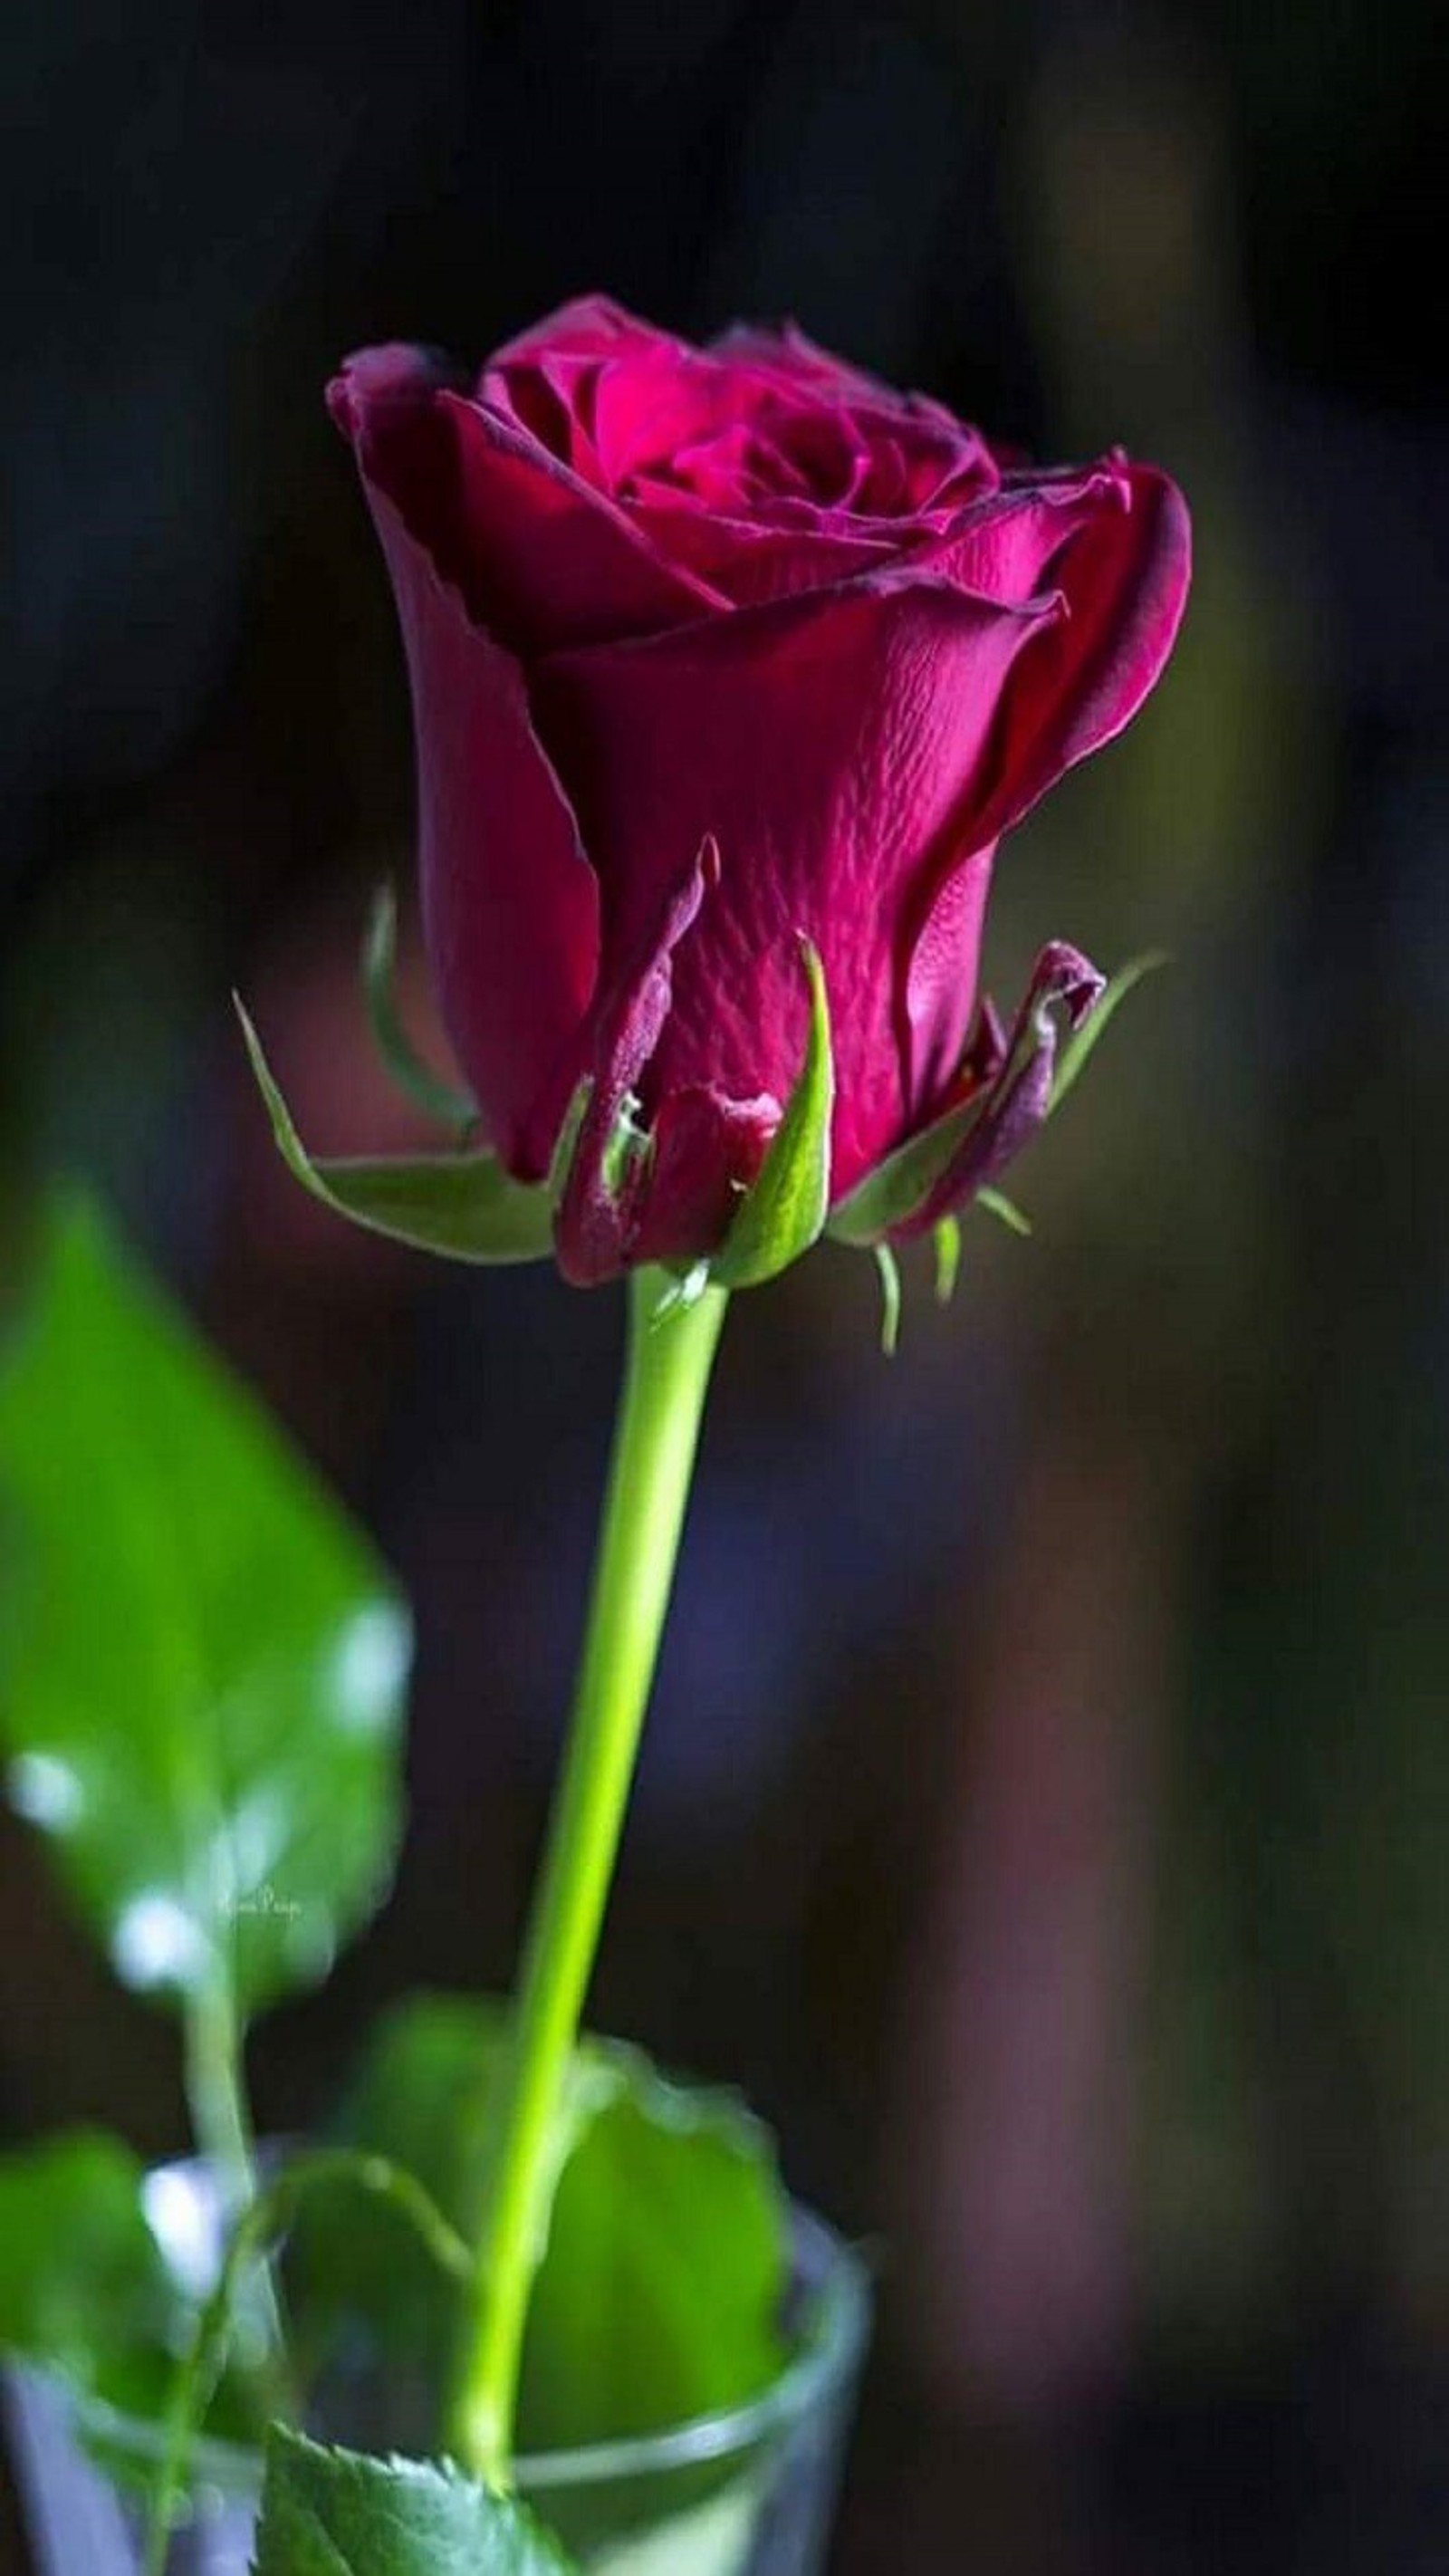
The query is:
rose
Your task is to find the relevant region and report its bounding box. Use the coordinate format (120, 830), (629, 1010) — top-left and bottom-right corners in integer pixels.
(328, 297), (1189, 1284)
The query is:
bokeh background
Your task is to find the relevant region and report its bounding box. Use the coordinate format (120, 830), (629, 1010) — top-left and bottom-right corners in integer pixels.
(2, 0), (1445, 2565)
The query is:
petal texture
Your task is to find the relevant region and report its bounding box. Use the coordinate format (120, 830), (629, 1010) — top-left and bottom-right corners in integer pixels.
(536, 572), (1064, 1201)
(330, 350), (600, 1174)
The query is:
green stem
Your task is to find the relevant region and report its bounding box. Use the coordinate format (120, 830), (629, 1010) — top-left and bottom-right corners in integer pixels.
(183, 1978), (292, 2410)
(446, 1265), (729, 2481)
(184, 1980), (258, 2220)
(143, 2148), (470, 2576)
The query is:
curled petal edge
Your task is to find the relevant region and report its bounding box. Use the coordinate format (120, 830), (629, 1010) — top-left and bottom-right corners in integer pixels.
(553, 839), (719, 1287)
(830, 943), (1105, 1248)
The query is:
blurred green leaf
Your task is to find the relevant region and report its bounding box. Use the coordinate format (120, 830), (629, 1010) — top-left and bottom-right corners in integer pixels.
(1049, 949), (1168, 1115)
(0, 2133), (181, 2417)
(238, 1004), (554, 1266)
(0, 2132), (267, 2480)
(713, 942), (833, 1290)
(295, 1996), (790, 2456)
(521, 2048), (788, 2455)
(254, 2427), (577, 2576)
(0, 1195), (409, 2020)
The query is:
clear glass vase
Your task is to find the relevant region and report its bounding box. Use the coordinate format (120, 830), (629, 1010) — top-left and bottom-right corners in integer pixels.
(3, 2161), (869, 2576)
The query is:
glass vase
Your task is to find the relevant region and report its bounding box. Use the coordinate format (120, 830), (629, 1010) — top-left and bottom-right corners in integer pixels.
(4, 2158), (868, 2576)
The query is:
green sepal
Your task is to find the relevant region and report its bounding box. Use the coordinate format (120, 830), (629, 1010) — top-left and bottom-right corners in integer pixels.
(362, 887), (476, 1134)
(545, 1082), (592, 1202)
(976, 1187), (1032, 1236)
(712, 941), (834, 1291)
(827, 1082), (990, 1249)
(238, 1003), (555, 1266)
(933, 1216), (962, 1306)
(1049, 949), (1168, 1115)
(254, 2426), (578, 2576)
(873, 1244), (902, 1357)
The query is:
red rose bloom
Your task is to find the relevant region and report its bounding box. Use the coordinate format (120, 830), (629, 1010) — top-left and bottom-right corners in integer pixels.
(329, 297), (1189, 1283)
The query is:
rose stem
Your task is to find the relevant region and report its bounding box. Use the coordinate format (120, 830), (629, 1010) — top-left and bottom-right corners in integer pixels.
(446, 1264), (730, 2482)
(183, 1977), (293, 2405)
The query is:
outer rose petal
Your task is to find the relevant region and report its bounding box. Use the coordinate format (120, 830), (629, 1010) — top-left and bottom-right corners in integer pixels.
(893, 943), (1105, 1241)
(900, 840), (998, 1117)
(925, 461), (1135, 602)
(900, 465), (1188, 1111)
(710, 319), (908, 411)
(330, 371), (600, 1175)
(967, 463), (1191, 847)
(485, 293), (648, 370)
(555, 838), (716, 1285)
(534, 571), (1064, 1204)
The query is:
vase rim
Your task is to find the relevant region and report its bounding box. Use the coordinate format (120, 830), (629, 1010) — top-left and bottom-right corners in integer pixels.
(20, 2179), (870, 2503)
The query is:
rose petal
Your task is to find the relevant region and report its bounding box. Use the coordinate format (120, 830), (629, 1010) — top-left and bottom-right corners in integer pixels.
(924, 460), (1135, 602)
(554, 838), (718, 1285)
(892, 942), (1105, 1241)
(535, 568), (1064, 1201)
(900, 840), (999, 1117)
(330, 379), (601, 1174)
(630, 1085), (780, 1265)
(966, 462), (1192, 845)
(437, 390), (726, 651)
(622, 494), (902, 608)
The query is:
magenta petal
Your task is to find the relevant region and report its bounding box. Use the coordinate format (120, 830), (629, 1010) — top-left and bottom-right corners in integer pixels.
(437, 390), (726, 650)
(969, 464), (1192, 845)
(900, 839), (998, 1120)
(334, 460), (600, 1176)
(924, 461), (1134, 601)
(892, 942), (1105, 1241)
(554, 839), (717, 1287)
(535, 569), (1063, 1201)
(630, 1085), (779, 1265)
(485, 294), (648, 372)
(708, 319), (898, 409)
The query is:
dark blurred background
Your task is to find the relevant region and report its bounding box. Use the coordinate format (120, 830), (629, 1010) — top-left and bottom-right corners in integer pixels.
(2, 0), (1446, 2565)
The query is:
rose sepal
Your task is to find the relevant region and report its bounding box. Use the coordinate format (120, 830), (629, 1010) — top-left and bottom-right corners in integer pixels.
(710, 938), (835, 1291)
(237, 1001), (559, 1266)
(361, 884), (478, 1135)
(828, 942), (1109, 1249)
(1047, 947), (1169, 1115)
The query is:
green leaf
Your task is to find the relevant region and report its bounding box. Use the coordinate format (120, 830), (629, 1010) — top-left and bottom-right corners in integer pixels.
(933, 1217), (961, 1306)
(362, 888), (477, 1134)
(1049, 948), (1168, 1115)
(0, 1195), (409, 2019)
(976, 1187), (1032, 1237)
(238, 1003), (554, 1266)
(293, 1997), (615, 2386)
(254, 2427), (577, 2576)
(872, 1245), (901, 1358)
(519, 2050), (787, 2456)
(0, 2133), (181, 2418)
(712, 942), (833, 1290)
(293, 1997), (791, 2457)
